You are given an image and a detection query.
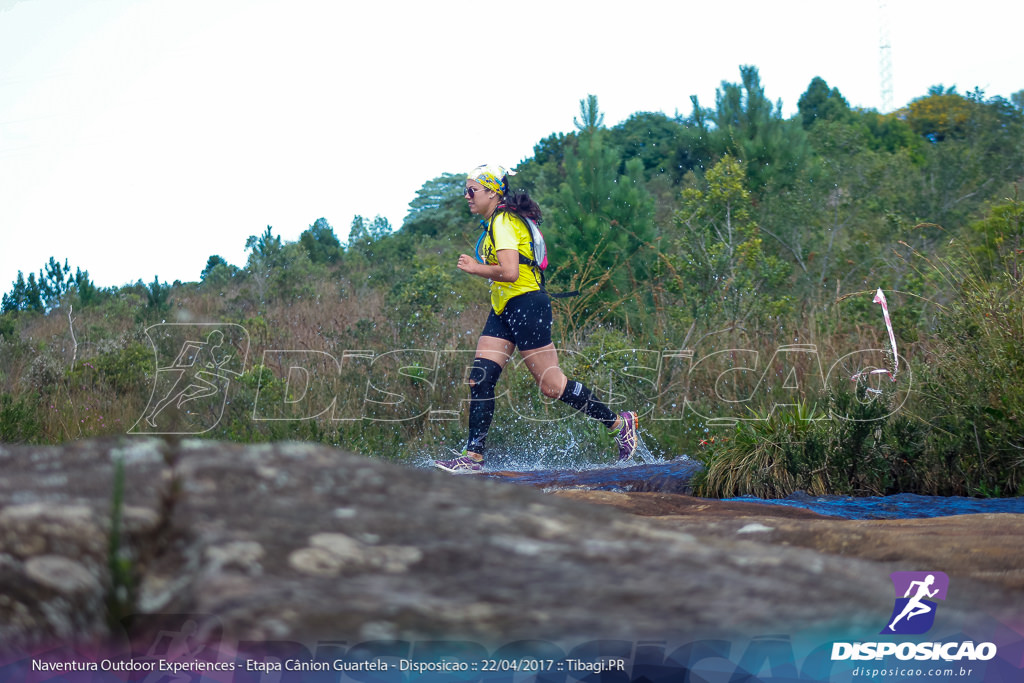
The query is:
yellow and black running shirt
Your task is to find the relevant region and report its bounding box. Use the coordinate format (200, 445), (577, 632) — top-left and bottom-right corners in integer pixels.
(478, 211), (541, 314)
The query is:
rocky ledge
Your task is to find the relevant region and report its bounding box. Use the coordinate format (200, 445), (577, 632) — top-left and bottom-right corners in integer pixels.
(0, 437), (1021, 655)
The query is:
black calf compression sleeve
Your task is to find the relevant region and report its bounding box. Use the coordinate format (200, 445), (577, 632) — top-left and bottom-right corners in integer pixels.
(559, 380), (618, 429)
(466, 358), (503, 453)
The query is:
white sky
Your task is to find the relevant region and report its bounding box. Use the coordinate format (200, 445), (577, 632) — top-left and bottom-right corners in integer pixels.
(1, 0), (1021, 291)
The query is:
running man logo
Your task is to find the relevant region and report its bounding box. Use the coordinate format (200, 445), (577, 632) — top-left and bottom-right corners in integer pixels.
(881, 571), (949, 635)
(130, 324), (249, 435)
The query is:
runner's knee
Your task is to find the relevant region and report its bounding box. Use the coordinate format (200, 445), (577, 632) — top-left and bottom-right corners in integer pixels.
(538, 370), (567, 399)
(469, 358), (503, 398)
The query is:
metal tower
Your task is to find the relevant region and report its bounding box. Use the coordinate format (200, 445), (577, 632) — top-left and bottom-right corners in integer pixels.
(878, 1), (894, 112)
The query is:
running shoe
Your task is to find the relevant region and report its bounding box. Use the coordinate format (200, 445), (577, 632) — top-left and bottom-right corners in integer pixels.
(434, 453), (485, 474)
(614, 411), (639, 462)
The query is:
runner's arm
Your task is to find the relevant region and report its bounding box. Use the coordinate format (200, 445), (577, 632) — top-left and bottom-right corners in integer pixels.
(457, 249), (519, 282)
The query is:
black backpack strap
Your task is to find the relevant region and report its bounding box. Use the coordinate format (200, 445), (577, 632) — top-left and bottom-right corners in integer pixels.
(487, 209), (578, 298)
(487, 209), (543, 283)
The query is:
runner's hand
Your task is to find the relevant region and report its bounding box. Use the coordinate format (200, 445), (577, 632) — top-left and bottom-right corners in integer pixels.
(457, 254), (478, 274)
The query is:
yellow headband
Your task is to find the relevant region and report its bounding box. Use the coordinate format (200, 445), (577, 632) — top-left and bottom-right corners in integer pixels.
(467, 163), (515, 196)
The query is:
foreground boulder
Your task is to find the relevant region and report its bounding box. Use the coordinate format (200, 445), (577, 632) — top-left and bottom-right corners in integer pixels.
(0, 437), (1021, 657)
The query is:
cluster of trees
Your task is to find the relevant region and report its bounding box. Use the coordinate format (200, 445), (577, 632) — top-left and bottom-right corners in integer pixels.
(1, 258), (99, 314)
(2, 67), (1023, 496)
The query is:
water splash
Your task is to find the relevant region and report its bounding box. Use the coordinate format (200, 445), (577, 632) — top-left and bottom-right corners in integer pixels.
(633, 432), (657, 464)
(411, 431), (669, 474)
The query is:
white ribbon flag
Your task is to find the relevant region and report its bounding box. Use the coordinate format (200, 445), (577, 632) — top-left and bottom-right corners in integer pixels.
(853, 288), (898, 384)
(873, 287), (899, 377)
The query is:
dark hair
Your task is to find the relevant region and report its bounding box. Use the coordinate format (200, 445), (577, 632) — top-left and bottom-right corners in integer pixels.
(500, 188), (543, 224)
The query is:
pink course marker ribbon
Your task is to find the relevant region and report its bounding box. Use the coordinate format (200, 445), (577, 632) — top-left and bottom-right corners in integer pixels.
(852, 288), (898, 385)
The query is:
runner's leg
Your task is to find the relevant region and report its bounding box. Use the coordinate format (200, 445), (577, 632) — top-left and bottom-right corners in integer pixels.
(520, 344), (620, 429)
(465, 335), (513, 458)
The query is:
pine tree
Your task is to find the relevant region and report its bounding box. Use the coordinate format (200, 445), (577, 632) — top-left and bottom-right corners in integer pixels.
(299, 218), (342, 264)
(711, 66), (809, 191)
(547, 95), (655, 314)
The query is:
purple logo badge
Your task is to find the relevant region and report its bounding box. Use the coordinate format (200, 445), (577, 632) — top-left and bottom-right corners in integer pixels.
(881, 571), (949, 635)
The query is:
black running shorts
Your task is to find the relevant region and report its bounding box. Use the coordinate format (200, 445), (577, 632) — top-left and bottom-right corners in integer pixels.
(480, 290), (553, 351)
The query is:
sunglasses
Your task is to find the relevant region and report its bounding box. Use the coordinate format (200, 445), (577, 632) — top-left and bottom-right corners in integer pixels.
(464, 186), (488, 199)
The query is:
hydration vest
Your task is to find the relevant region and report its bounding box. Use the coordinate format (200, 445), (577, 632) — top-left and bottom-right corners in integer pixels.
(474, 207), (578, 297)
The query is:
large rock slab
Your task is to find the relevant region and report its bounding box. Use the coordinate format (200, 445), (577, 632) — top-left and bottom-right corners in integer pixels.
(0, 437), (1020, 657)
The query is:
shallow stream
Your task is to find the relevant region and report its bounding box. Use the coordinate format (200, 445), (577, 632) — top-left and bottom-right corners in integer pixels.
(724, 490), (1024, 520)
(479, 455), (1024, 521)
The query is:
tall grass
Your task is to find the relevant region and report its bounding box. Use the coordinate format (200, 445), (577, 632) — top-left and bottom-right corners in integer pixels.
(696, 200), (1024, 498)
(695, 401), (827, 498)
(905, 238), (1024, 496)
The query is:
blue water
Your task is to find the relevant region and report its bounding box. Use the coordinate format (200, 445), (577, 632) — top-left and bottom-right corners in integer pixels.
(477, 454), (1024, 521)
(484, 458), (702, 494)
(725, 491), (1024, 520)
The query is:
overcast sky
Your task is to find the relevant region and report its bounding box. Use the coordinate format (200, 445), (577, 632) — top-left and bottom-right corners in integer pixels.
(1, 0), (1021, 291)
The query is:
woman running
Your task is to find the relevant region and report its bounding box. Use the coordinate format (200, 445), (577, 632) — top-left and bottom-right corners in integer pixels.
(434, 163), (638, 473)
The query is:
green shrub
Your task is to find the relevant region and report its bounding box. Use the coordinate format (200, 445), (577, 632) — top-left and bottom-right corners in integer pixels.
(822, 381), (901, 495)
(0, 392), (42, 443)
(694, 401), (827, 498)
(387, 262), (466, 337)
(87, 343), (153, 394)
(694, 382), (923, 498)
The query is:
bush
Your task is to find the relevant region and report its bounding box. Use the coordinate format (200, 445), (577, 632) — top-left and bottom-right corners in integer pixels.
(694, 401), (828, 498)
(0, 392), (42, 443)
(387, 262), (466, 338)
(88, 343), (154, 394)
(694, 382), (926, 498)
